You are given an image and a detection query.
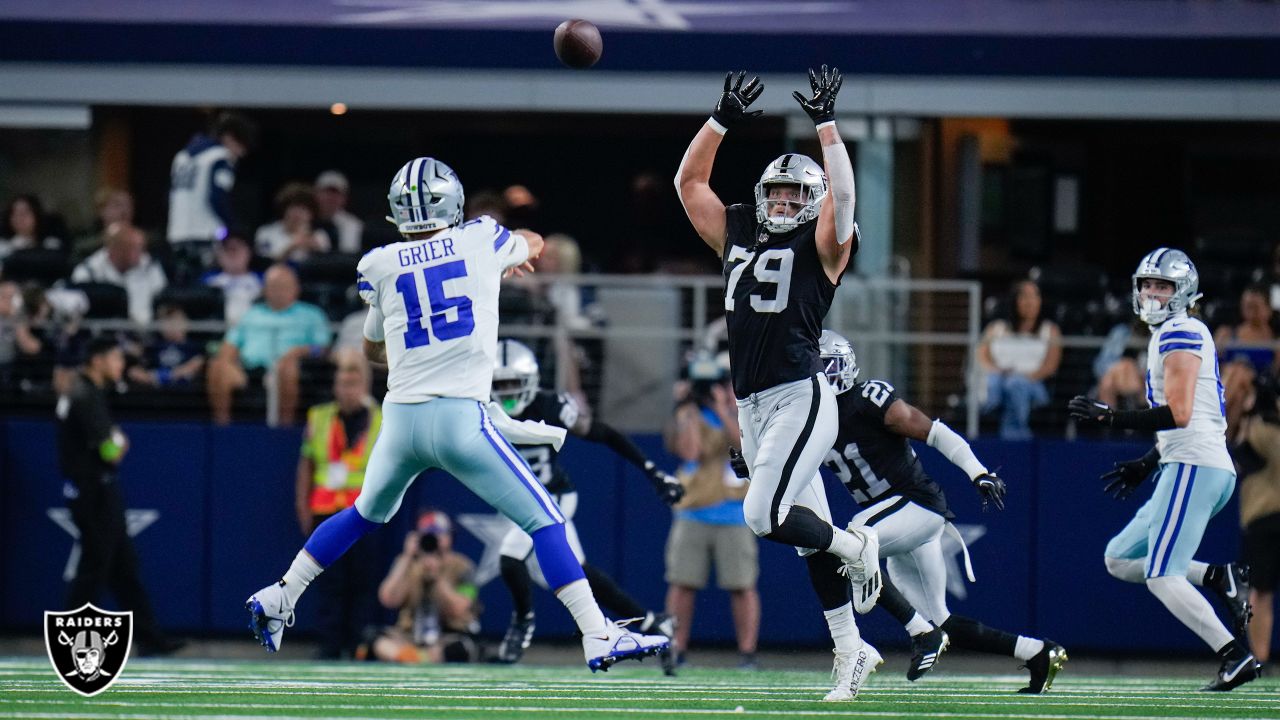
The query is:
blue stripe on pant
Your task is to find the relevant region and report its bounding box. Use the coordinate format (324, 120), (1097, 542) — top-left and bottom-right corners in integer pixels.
(1103, 462), (1236, 579)
(354, 399), (565, 534)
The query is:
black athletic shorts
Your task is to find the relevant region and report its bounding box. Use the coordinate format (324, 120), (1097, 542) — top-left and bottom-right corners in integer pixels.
(1242, 513), (1280, 592)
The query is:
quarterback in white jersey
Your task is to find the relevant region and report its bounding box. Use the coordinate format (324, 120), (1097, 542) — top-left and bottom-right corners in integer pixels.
(356, 213), (528, 403)
(1070, 247), (1258, 691)
(247, 157), (668, 673)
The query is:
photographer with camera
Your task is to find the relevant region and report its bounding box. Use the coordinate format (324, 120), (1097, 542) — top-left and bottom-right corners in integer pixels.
(364, 510), (479, 664)
(662, 351), (759, 669)
(1234, 372), (1280, 668)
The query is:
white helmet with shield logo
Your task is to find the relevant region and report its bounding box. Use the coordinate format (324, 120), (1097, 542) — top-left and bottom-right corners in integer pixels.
(818, 329), (859, 395)
(492, 339), (540, 415)
(754, 153), (828, 234)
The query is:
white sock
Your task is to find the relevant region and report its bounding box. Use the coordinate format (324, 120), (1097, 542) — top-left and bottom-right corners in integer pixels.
(555, 578), (608, 635)
(1187, 561), (1210, 586)
(280, 551), (323, 608)
(1146, 576), (1235, 651)
(826, 528), (864, 563)
(823, 603), (861, 654)
(905, 613), (934, 637)
(1014, 636), (1045, 661)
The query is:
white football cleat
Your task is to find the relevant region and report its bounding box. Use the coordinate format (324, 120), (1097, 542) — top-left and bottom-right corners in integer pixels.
(823, 641), (883, 701)
(246, 581), (295, 653)
(838, 526), (882, 614)
(583, 618), (670, 673)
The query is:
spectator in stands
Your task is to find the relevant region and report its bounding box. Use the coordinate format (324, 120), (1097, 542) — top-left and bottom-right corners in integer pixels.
(70, 222), (168, 326)
(1092, 322), (1147, 412)
(0, 194), (62, 261)
(364, 509), (479, 664)
(71, 189), (136, 265)
(314, 170), (363, 254)
(1216, 284), (1280, 438)
(202, 229), (262, 326)
(1233, 373), (1280, 666)
(125, 304), (204, 388)
(0, 280), (43, 389)
(296, 349), (382, 658)
(663, 353), (759, 669)
(978, 279), (1062, 440)
(205, 263), (331, 426)
(167, 112), (256, 284)
(464, 190), (506, 224)
(254, 183), (332, 263)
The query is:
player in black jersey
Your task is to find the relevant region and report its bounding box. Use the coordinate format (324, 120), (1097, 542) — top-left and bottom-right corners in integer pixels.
(489, 339), (685, 673)
(813, 330), (1067, 693)
(676, 66), (883, 701)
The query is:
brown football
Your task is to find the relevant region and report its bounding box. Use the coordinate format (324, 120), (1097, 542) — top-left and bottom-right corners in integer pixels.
(553, 19), (602, 69)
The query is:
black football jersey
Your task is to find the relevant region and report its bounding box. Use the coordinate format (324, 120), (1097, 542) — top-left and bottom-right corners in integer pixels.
(822, 379), (952, 518)
(722, 203), (837, 399)
(512, 390), (581, 495)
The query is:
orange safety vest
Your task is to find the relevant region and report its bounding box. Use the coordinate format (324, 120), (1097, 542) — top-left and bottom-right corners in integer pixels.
(303, 400), (382, 515)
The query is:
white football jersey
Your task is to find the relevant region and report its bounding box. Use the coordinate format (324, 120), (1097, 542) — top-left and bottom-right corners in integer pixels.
(167, 136), (236, 243)
(1144, 313), (1232, 472)
(358, 215), (529, 404)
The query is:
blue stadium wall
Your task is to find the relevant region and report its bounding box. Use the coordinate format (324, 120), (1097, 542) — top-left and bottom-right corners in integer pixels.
(0, 420), (1259, 655)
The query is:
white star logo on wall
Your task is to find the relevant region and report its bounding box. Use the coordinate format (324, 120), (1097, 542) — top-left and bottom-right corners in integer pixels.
(456, 512), (518, 587)
(939, 523), (986, 600)
(47, 508), (160, 582)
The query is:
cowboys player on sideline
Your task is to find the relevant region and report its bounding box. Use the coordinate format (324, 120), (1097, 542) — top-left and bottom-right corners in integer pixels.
(246, 157), (668, 672)
(809, 330), (1067, 693)
(1070, 248), (1258, 691)
(675, 66), (881, 700)
(490, 339), (684, 673)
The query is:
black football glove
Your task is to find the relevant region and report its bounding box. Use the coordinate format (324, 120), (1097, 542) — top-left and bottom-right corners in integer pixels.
(1068, 395), (1114, 426)
(645, 463), (685, 505)
(1100, 453), (1159, 500)
(792, 64), (842, 125)
(712, 71), (764, 129)
(728, 447), (751, 480)
(972, 472), (1007, 511)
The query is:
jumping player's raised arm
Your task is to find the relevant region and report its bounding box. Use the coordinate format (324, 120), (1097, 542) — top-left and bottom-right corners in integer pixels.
(675, 71), (764, 256)
(792, 65), (857, 282)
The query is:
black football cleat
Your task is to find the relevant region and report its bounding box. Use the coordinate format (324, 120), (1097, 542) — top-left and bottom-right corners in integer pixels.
(906, 627), (949, 681)
(1203, 642), (1260, 692)
(494, 611), (536, 664)
(1018, 640), (1068, 693)
(1208, 563), (1252, 639)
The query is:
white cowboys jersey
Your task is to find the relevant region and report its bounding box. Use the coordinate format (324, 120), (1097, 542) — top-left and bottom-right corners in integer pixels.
(358, 215), (529, 404)
(1144, 313), (1232, 472)
(167, 136), (236, 243)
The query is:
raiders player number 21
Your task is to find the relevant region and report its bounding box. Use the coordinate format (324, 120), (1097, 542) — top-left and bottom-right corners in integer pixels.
(675, 66), (884, 701)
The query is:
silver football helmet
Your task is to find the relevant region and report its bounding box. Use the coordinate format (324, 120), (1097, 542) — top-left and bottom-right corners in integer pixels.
(386, 157), (464, 234)
(819, 329), (859, 395)
(1131, 248), (1202, 325)
(754, 154), (828, 233)
(492, 339), (540, 415)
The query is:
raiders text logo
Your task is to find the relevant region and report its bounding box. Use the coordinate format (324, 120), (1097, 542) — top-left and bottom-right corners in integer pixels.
(44, 603), (133, 697)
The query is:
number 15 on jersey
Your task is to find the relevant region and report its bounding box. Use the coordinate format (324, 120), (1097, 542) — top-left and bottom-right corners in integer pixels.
(394, 259), (475, 348)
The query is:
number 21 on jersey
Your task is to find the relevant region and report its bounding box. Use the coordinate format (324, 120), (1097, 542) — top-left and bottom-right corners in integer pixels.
(394, 259), (475, 348)
(725, 246), (794, 313)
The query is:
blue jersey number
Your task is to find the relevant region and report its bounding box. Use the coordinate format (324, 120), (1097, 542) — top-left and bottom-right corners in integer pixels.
(394, 260), (475, 348)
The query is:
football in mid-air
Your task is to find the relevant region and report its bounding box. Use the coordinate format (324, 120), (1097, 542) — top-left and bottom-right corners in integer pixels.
(554, 19), (602, 69)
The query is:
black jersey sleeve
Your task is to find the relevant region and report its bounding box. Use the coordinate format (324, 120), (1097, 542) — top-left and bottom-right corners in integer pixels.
(534, 390), (581, 432)
(849, 379), (900, 423)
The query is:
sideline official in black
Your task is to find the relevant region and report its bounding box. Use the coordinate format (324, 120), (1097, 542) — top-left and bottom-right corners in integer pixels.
(57, 336), (182, 656)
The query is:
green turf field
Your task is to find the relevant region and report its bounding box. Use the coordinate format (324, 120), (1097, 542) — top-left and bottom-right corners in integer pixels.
(1, 657), (1277, 719)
